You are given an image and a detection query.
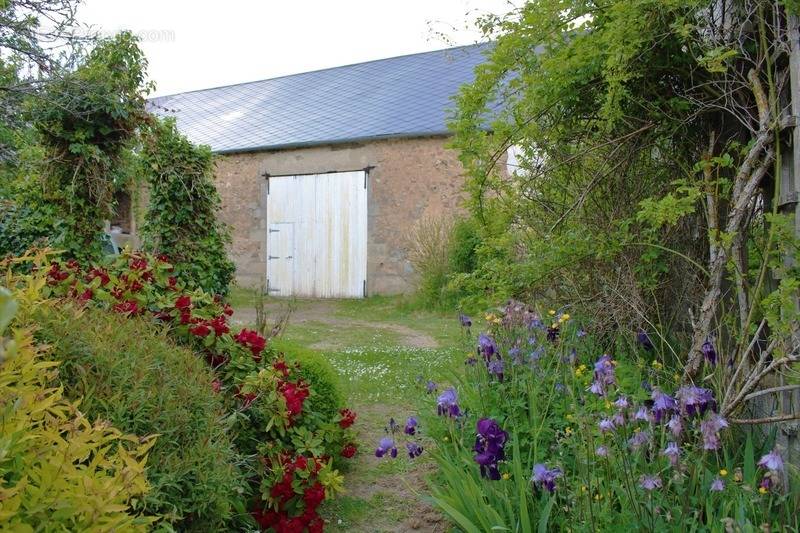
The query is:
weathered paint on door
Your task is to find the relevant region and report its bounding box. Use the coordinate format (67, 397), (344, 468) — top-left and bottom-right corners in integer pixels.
(266, 170), (367, 298)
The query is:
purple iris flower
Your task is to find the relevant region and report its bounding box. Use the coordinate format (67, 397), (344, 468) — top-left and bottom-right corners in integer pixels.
(702, 339), (717, 365)
(700, 413), (728, 450)
(599, 418), (615, 433)
(628, 430), (650, 451)
(532, 464), (563, 493)
(437, 388), (461, 417)
(459, 313), (472, 329)
(710, 477), (725, 492)
(426, 380), (437, 393)
(487, 359), (505, 381)
(404, 417), (418, 435)
(478, 333), (498, 360)
(473, 418), (508, 480)
(666, 415), (683, 437)
(676, 385), (716, 417)
(651, 389), (677, 422)
(406, 442), (424, 458)
(757, 449), (784, 472)
(375, 437), (397, 458)
(637, 329), (654, 351)
(595, 445), (609, 457)
(546, 325), (559, 342)
(639, 474), (662, 491)
(661, 442), (680, 466)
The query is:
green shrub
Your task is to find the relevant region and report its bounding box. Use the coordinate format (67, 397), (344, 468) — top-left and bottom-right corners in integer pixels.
(278, 341), (344, 421)
(33, 304), (246, 530)
(448, 217), (481, 274)
(0, 288), (157, 531)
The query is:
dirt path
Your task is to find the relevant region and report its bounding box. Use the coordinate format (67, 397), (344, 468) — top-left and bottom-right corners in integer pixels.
(232, 298), (451, 532)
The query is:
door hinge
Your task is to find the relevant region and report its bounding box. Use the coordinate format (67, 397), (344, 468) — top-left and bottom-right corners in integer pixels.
(363, 279), (367, 298)
(268, 255), (279, 260)
(269, 228), (280, 233)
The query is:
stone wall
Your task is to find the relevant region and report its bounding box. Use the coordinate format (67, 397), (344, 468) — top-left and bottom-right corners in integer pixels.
(212, 136), (467, 295)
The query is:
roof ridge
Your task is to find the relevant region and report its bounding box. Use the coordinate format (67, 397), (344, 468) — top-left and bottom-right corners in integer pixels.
(149, 41), (490, 100)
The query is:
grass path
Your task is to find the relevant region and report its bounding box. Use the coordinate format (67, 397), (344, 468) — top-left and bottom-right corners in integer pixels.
(230, 291), (466, 532)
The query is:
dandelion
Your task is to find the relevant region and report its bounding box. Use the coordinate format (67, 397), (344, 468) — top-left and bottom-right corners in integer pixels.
(532, 464), (563, 493)
(719, 469), (728, 477)
(639, 474), (662, 491)
(501, 472), (511, 481)
(757, 449), (784, 472)
(710, 477), (725, 492)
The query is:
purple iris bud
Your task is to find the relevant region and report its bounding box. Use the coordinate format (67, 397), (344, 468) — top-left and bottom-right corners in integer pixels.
(666, 415), (683, 437)
(473, 418), (508, 480)
(404, 417), (418, 435)
(702, 339), (717, 365)
(406, 442), (424, 458)
(628, 430), (650, 451)
(546, 325), (559, 342)
(639, 474), (662, 491)
(487, 359), (505, 381)
(661, 442), (680, 466)
(637, 329), (654, 351)
(759, 475), (773, 492)
(465, 356), (478, 366)
(388, 418), (398, 433)
(426, 380), (437, 393)
(651, 389), (677, 422)
(375, 437), (397, 458)
(532, 464), (563, 493)
(459, 313), (472, 329)
(595, 445), (609, 457)
(437, 388), (461, 418)
(700, 413), (728, 450)
(599, 418), (615, 433)
(757, 449), (784, 472)
(676, 385), (716, 417)
(478, 333), (498, 360)
(710, 477), (725, 492)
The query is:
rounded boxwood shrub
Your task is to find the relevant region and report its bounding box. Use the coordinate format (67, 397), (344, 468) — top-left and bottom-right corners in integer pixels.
(33, 304), (246, 530)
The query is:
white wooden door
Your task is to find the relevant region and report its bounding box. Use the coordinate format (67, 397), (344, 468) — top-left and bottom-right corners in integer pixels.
(266, 223), (294, 296)
(266, 171), (367, 298)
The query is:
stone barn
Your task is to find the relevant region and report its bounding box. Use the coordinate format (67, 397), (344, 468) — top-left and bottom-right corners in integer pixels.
(149, 44), (489, 297)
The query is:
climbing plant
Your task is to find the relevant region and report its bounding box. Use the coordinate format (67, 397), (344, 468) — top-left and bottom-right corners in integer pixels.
(140, 117), (235, 295)
(27, 31), (151, 260)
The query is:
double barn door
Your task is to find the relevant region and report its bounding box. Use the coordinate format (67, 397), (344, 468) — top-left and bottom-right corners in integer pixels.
(266, 170), (367, 298)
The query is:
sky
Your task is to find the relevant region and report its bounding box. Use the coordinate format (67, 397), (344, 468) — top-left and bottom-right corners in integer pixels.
(77, 0), (518, 97)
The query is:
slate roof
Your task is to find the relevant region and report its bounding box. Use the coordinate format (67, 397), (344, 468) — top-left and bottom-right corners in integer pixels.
(147, 43), (491, 154)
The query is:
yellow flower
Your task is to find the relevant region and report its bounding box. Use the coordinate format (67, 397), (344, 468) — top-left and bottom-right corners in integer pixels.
(594, 493), (603, 501)
(551, 322), (559, 329)
(759, 486), (768, 495)
(581, 485), (588, 493)
(651, 360), (663, 370)
(443, 436), (449, 442)
(501, 473), (511, 480)
(548, 309), (556, 316)
(673, 374), (681, 382)
(604, 400), (612, 410)
(719, 469), (728, 477)
(565, 427), (573, 436)
(566, 413), (574, 421)
(560, 313), (570, 321)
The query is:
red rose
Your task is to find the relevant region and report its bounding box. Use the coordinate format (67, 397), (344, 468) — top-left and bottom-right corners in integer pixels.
(77, 288), (93, 303)
(128, 279), (143, 293)
(209, 315), (230, 336)
(294, 455), (308, 470)
(167, 276), (178, 289)
(129, 257), (148, 271)
(206, 353), (228, 368)
(86, 267), (110, 286)
(341, 443), (357, 458)
(339, 408), (357, 429)
(234, 328), (267, 359)
(175, 295), (192, 310)
(223, 303), (234, 316)
(112, 300), (138, 315)
(65, 259), (80, 270)
(307, 517), (324, 533)
(190, 323), (211, 337)
(273, 359), (290, 377)
(303, 483), (326, 511)
(157, 254), (170, 263)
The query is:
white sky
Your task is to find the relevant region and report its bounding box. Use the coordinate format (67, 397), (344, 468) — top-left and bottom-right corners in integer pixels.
(77, 0), (517, 97)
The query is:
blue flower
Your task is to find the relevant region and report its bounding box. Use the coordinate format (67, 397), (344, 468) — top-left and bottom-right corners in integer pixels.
(459, 313), (472, 329)
(710, 477), (725, 492)
(532, 463), (563, 493)
(437, 388), (461, 417)
(637, 329), (654, 351)
(651, 389), (677, 422)
(426, 380), (437, 393)
(702, 339), (717, 365)
(406, 442), (424, 458)
(639, 474), (662, 491)
(487, 359), (505, 381)
(676, 385), (716, 417)
(473, 418), (508, 480)
(404, 417), (418, 435)
(478, 333), (498, 360)
(375, 437), (397, 458)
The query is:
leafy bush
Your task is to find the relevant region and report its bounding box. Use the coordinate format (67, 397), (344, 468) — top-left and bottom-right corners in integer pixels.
(140, 117), (235, 295)
(39, 249), (357, 530)
(425, 302), (799, 530)
(406, 215), (453, 306)
(284, 345), (344, 422)
(0, 287), (157, 531)
(33, 304), (245, 529)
